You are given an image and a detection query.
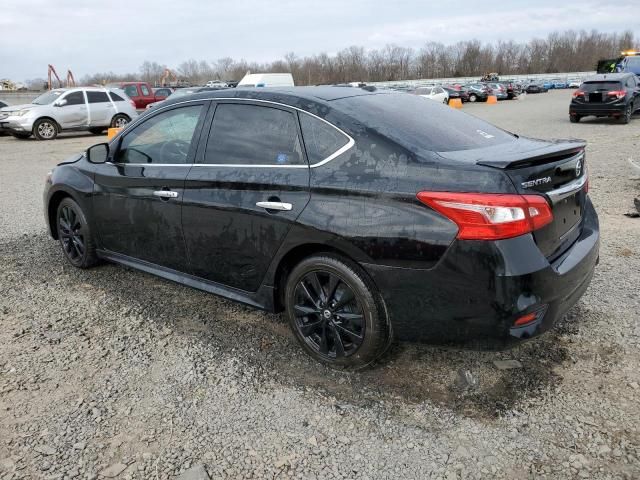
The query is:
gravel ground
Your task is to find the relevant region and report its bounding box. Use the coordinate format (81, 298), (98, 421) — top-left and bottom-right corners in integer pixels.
(0, 90), (639, 480)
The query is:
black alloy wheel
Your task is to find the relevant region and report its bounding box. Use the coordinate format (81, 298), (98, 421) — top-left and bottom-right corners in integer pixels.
(56, 198), (98, 268)
(285, 255), (389, 369)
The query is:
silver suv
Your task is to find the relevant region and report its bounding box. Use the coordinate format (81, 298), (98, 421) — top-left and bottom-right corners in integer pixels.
(0, 87), (138, 140)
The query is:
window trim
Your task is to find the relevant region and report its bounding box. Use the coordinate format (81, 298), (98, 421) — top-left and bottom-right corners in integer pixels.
(108, 97), (354, 169)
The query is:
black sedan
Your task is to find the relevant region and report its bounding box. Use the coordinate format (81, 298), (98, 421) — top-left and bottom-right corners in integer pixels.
(443, 86), (470, 103)
(525, 83), (548, 94)
(44, 87), (599, 369)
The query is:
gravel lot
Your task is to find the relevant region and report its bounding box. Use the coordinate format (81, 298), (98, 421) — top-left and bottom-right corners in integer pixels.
(1, 90), (639, 480)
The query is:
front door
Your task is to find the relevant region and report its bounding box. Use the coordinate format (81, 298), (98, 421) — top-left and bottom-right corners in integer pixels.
(92, 102), (208, 272)
(182, 101), (310, 292)
(57, 90), (88, 128)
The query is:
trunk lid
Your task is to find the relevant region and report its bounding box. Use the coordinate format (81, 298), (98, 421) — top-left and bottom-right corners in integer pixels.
(437, 138), (588, 259)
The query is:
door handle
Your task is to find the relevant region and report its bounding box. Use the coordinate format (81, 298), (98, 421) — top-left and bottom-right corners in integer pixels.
(256, 201), (292, 211)
(153, 190), (179, 199)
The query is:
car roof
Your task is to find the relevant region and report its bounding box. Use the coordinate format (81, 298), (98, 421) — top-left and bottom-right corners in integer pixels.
(583, 73), (632, 82)
(162, 86), (392, 108)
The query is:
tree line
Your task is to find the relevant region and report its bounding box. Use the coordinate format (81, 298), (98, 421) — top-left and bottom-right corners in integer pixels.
(75, 29), (635, 87)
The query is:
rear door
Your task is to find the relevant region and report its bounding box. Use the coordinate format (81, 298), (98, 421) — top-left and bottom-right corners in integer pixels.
(86, 91), (113, 126)
(181, 101), (310, 291)
(92, 102), (208, 271)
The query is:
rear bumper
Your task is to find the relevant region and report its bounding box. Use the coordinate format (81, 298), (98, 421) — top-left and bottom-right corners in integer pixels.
(364, 198), (599, 349)
(570, 102), (626, 116)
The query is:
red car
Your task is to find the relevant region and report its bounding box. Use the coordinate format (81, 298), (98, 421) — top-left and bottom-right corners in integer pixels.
(106, 82), (168, 110)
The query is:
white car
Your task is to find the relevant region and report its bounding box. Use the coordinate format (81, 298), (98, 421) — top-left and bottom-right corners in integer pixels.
(237, 73), (295, 88)
(413, 86), (449, 104)
(568, 79), (581, 88)
(205, 80), (228, 88)
(0, 87), (138, 140)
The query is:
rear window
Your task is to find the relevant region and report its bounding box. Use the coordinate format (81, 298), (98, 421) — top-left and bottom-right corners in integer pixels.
(335, 93), (515, 152)
(581, 81), (622, 92)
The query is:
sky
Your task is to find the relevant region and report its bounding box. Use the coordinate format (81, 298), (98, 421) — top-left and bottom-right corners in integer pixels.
(1, 0), (639, 81)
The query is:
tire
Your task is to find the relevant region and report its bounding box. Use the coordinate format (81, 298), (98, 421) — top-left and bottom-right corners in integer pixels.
(56, 198), (98, 269)
(285, 254), (389, 370)
(468, 93), (477, 102)
(33, 118), (58, 140)
(110, 114), (130, 129)
(620, 103), (633, 124)
(89, 127), (105, 135)
(570, 115), (580, 123)
(12, 132), (31, 139)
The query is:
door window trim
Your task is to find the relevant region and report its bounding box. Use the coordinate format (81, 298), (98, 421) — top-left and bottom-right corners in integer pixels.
(112, 97), (354, 169)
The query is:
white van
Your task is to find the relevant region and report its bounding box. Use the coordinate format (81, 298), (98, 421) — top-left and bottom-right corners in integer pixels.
(237, 73), (294, 88)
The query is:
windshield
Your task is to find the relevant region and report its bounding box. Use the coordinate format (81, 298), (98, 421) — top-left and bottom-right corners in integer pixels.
(625, 56), (640, 67)
(32, 90), (64, 105)
(336, 92), (515, 152)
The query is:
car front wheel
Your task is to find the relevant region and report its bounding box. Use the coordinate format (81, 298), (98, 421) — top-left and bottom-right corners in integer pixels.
(56, 198), (98, 268)
(285, 254), (390, 370)
(33, 118), (58, 140)
(468, 93), (477, 102)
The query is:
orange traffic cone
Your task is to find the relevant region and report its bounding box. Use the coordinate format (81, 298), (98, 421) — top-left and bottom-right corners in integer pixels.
(486, 95), (498, 104)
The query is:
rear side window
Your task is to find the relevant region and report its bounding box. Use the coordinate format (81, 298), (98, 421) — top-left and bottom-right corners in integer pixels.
(123, 85), (138, 98)
(204, 103), (304, 166)
(87, 91), (109, 103)
(581, 81), (622, 92)
(109, 91), (125, 102)
(335, 93), (515, 152)
(299, 113), (350, 164)
(141, 84), (151, 95)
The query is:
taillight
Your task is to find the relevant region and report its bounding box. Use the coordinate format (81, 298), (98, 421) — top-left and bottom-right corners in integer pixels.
(607, 90), (626, 99)
(573, 90), (585, 97)
(416, 192), (553, 241)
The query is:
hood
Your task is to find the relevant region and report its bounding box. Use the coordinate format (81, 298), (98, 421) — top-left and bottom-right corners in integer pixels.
(0, 103), (38, 112)
(436, 137), (587, 169)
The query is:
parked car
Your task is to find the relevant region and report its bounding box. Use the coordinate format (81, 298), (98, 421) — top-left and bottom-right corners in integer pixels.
(525, 83), (547, 94)
(551, 78), (568, 89)
(106, 82), (164, 109)
(0, 87), (137, 140)
(568, 79), (581, 88)
(465, 83), (490, 102)
(145, 86), (231, 109)
(542, 79), (554, 90)
(44, 87), (599, 369)
(153, 87), (173, 99)
(499, 81), (520, 99)
(0, 101), (7, 135)
(570, 73), (640, 124)
(205, 81), (228, 88)
(237, 73), (294, 88)
(443, 86), (470, 103)
(487, 83), (508, 100)
(412, 86), (449, 103)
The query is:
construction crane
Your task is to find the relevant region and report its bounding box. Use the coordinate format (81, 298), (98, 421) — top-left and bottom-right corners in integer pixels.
(160, 68), (177, 87)
(66, 70), (76, 87)
(47, 64), (63, 90)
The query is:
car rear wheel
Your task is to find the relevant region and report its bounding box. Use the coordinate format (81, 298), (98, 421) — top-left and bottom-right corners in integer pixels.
(570, 115), (581, 123)
(468, 93), (477, 102)
(110, 114), (130, 129)
(620, 103), (633, 124)
(33, 118), (58, 140)
(285, 254), (389, 370)
(56, 198), (98, 269)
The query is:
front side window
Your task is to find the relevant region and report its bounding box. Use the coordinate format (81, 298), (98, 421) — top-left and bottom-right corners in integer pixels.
(115, 105), (203, 165)
(87, 91), (109, 103)
(123, 85), (138, 98)
(63, 91), (85, 106)
(204, 103), (304, 166)
(299, 113), (350, 165)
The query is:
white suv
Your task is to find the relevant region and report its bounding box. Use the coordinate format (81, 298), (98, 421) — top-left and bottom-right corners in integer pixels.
(0, 87), (138, 140)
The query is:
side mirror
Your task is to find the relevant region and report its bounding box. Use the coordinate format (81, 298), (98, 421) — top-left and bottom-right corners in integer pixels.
(54, 98), (68, 107)
(86, 143), (109, 164)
